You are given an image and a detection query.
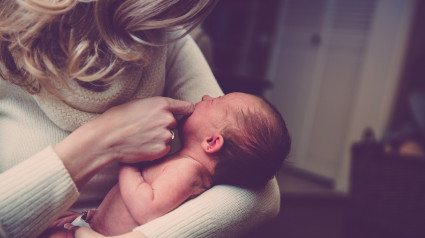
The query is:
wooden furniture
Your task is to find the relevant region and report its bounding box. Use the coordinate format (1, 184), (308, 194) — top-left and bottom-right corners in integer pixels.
(345, 130), (425, 238)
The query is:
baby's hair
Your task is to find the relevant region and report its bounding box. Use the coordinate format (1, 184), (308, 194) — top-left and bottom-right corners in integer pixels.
(213, 96), (291, 188)
(0, 0), (218, 94)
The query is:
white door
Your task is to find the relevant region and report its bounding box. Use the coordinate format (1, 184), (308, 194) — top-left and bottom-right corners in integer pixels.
(267, 0), (331, 175)
(266, 0), (415, 192)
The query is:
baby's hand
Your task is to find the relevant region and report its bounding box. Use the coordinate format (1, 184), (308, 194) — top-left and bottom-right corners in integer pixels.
(73, 227), (146, 238)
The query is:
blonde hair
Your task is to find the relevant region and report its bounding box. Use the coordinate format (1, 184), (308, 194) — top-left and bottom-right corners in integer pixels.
(0, 0), (217, 94)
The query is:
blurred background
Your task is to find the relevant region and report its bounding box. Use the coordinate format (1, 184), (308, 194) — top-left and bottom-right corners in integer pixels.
(193, 0), (425, 237)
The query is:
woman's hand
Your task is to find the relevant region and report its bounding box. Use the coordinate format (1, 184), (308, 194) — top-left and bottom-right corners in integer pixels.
(54, 97), (194, 189)
(74, 227), (146, 238)
(89, 96), (194, 163)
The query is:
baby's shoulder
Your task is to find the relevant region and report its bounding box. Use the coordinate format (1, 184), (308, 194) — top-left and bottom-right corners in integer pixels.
(164, 156), (202, 170)
(165, 158), (211, 187)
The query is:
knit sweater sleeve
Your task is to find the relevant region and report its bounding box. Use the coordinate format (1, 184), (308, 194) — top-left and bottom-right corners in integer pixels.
(164, 34), (223, 103)
(134, 35), (281, 237)
(134, 179), (280, 238)
(0, 146), (79, 238)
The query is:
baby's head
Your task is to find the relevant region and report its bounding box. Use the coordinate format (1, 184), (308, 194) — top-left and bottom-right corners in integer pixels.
(181, 92), (291, 188)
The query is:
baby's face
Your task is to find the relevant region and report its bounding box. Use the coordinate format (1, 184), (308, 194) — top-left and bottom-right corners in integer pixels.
(180, 92), (259, 140)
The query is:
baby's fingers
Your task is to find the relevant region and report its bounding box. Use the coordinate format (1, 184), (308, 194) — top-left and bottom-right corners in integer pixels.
(64, 223), (76, 231)
(74, 226), (105, 238)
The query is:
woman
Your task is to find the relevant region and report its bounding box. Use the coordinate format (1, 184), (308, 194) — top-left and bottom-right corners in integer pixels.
(0, 0), (280, 237)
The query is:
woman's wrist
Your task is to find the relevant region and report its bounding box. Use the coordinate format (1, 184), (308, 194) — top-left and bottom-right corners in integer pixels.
(54, 121), (116, 190)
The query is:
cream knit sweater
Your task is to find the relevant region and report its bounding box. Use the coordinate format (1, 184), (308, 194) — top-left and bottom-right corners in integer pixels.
(0, 35), (280, 238)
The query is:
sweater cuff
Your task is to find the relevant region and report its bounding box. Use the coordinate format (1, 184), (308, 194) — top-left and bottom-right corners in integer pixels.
(0, 146), (79, 238)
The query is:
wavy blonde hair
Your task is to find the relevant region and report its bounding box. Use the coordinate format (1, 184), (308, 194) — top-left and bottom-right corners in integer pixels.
(0, 0), (217, 94)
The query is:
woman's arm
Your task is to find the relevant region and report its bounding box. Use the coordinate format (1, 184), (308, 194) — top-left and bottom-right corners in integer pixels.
(134, 179), (280, 238)
(0, 83), (80, 238)
(0, 90), (193, 238)
(55, 97), (194, 189)
(0, 146), (80, 238)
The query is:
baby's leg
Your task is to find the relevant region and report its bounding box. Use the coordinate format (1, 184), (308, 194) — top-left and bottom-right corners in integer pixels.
(39, 210), (82, 238)
(38, 227), (74, 238)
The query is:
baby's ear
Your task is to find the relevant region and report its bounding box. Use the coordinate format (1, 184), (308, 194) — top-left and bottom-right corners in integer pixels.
(201, 133), (224, 154)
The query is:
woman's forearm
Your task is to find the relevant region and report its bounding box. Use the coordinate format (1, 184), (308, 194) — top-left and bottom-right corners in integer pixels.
(0, 147), (79, 238)
(54, 121), (114, 190)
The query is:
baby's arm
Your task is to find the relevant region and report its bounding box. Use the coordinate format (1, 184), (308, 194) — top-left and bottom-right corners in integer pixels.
(118, 162), (204, 225)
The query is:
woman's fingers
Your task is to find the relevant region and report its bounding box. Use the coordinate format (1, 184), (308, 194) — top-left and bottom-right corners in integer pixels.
(97, 97), (192, 162)
(163, 97), (195, 116)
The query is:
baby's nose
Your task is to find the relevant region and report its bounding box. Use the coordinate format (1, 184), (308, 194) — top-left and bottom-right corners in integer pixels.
(202, 95), (212, 101)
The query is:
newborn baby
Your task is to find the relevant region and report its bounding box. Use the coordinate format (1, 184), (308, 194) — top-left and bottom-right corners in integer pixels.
(42, 92), (291, 237)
